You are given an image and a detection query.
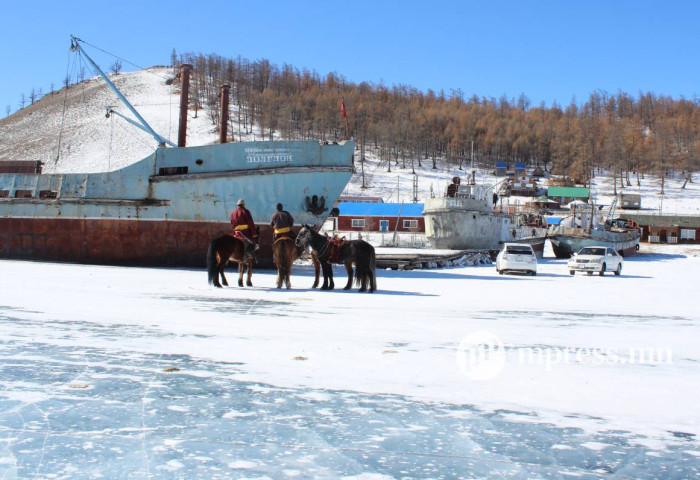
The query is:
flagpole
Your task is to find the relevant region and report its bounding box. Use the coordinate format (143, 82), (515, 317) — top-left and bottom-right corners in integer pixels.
(341, 97), (349, 139)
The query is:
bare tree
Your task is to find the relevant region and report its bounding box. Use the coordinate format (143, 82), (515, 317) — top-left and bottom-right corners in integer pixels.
(29, 88), (37, 105)
(5, 105), (10, 117)
(110, 60), (122, 75)
(19, 93), (26, 109)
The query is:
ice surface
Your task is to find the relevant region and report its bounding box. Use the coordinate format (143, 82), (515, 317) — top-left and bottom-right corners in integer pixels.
(1, 248), (699, 478)
(0, 319), (698, 479)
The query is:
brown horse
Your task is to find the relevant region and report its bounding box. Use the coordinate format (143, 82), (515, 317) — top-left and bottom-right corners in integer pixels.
(206, 234), (254, 288)
(272, 236), (321, 289)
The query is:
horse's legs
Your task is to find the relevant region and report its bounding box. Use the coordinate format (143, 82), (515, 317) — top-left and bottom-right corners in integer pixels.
(216, 262), (227, 288)
(276, 271), (283, 289)
(275, 264), (283, 289)
(311, 251), (320, 289)
(321, 263), (333, 290)
(358, 266), (368, 292)
(343, 262), (353, 290)
(237, 262), (244, 287)
(246, 261), (253, 287)
(284, 258), (291, 289)
(327, 264), (335, 290)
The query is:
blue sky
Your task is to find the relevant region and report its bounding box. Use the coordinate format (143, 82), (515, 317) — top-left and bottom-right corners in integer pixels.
(1, 0), (698, 117)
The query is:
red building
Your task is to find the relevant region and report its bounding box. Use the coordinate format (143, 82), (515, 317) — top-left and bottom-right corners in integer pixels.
(334, 202), (425, 233)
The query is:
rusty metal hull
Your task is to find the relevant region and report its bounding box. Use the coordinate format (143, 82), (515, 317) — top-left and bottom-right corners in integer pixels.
(0, 217), (288, 268)
(0, 140), (354, 267)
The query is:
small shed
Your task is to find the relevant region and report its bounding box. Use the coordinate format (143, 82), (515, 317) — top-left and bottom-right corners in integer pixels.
(514, 162), (527, 175)
(532, 166), (545, 177)
(547, 186), (590, 204)
(336, 202), (425, 233)
(494, 161), (508, 176)
(621, 193), (641, 210)
(526, 196), (560, 210)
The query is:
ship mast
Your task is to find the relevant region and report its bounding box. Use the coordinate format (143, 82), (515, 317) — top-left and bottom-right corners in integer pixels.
(70, 36), (176, 148)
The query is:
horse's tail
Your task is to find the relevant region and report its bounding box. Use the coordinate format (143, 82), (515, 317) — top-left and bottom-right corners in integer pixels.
(369, 246), (377, 292)
(206, 237), (219, 285)
(353, 242), (377, 291)
(273, 239), (290, 277)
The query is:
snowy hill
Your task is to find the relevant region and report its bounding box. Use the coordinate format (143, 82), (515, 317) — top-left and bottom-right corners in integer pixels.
(1, 67), (699, 215)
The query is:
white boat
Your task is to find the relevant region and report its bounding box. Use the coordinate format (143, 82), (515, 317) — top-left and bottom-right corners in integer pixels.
(423, 177), (546, 255)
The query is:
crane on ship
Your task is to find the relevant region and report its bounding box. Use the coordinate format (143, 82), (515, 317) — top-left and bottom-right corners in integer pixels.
(69, 35), (177, 148)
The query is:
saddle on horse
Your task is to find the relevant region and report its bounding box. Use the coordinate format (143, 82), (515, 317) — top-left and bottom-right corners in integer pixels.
(326, 235), (346, 264)
(232, 231), (257, 259)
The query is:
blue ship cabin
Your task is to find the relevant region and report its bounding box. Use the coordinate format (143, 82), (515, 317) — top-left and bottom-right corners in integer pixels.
(336, 202), (425, 233)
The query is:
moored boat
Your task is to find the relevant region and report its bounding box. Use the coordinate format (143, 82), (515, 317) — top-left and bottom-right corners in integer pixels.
(547, 218), (641, 258)
(423, 177), (547, 255)
(547, 197), (641, 258)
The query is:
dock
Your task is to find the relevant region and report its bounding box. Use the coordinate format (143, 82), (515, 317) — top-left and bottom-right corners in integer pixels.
(374, 249), (492, 270)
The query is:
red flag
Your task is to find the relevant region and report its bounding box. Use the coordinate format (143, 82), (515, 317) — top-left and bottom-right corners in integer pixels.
(341, 99), (346, 118)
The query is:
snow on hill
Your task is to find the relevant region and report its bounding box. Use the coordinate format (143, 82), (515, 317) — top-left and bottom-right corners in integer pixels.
(1, 67), (699, 215)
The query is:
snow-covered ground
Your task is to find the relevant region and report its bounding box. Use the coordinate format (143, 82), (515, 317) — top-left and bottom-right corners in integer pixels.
(1, 243), (699, 478)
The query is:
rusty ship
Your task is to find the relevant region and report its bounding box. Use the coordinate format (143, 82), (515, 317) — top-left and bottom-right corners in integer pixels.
(0, 37), (354, 267)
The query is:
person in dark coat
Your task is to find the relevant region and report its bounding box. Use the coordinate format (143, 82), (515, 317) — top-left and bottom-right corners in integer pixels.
(230, 198), (257, 258)
(270, 203), (294, 241)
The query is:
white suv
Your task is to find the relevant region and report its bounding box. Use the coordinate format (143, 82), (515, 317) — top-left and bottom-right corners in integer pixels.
(496, 243), (538, 276)
(567, 246), (623, 276)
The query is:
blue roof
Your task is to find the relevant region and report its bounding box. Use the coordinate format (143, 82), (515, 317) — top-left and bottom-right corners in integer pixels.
(495, 161), (507, 167)
(338, 202), (424, 217)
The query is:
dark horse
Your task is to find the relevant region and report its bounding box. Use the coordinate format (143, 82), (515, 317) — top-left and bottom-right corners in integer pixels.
(206, 234), (254, 288)
(295, 225), (376, 293)
(272, 236), (321, 289)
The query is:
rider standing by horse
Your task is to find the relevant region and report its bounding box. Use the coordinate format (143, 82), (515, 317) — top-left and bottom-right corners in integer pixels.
(230, 199), (257, 259)
(270, 203), (295, 242)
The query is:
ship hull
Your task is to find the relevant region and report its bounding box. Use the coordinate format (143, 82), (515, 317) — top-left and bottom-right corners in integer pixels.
(423, 195), (547, 253)
(0, 140), (354, 268)
(0, 217), (297, 267)
(506, 235), (547, 259)
(548, 227), (641, 259)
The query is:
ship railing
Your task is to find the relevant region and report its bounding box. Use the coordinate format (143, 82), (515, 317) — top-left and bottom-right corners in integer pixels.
(323, 230), (429, 248)
(427, 196), (491, 210)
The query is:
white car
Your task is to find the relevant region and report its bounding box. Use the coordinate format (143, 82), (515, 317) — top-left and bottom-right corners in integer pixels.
(496, 243), (538, 276)
(567, 246), (623, 276)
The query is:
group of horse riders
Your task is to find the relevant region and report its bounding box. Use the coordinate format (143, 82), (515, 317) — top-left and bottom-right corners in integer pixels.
(229, 199), (295, 259)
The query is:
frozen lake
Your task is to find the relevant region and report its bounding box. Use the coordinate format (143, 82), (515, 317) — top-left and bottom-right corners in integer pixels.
(1, 245), (699, 479)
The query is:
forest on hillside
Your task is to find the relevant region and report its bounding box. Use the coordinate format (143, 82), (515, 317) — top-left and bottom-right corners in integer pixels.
(174, 50), (700, 192)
